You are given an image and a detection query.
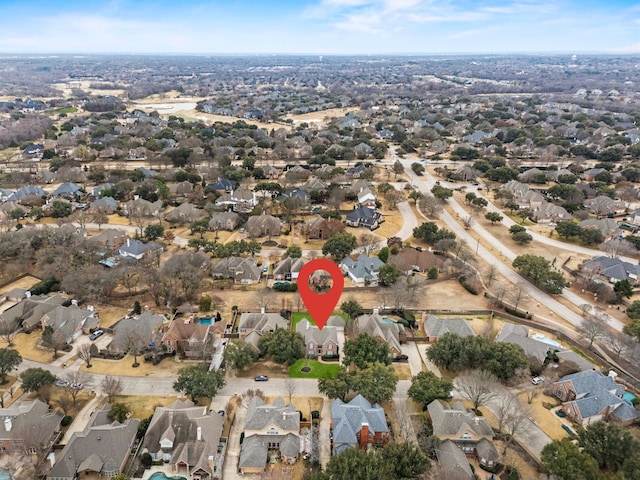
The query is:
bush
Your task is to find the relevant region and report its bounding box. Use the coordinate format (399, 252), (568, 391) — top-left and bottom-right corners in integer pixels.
(504, 306), (532, 319)
(311, 410), (320, 419)
(141, 452), (153, 467)
(272, 283), (298, 292)
(392, 354), (409, 362)
(321, 355), (340, 362)
(61, 415), (73, 426)
(458, 277), (478, 295)
(29, 276), (59, 295)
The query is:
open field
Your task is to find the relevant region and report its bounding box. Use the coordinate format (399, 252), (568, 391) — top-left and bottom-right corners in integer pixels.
(79, 355), (188, 377)
(285, 107), (358, 125)
(0, 275), (41, 294)
(8, 332), (55, 363)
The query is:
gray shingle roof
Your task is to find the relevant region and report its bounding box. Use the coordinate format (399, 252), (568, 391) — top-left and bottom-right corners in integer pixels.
(436, 440), (473, 479)
(340, 254), (384, 282)
(238, 435), (267, 468)
(238, 313), (287, 334)
(424, 315), (475, 339)
(331, 395), (388, 450)
(244, 397), (300, 432)
(295, 319), (338, 348)
(428, 400), (494, 438)
(353, 313), (404, 354)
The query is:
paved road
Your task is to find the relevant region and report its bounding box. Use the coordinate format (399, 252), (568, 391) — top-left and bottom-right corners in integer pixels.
(401, 159), (626, 333)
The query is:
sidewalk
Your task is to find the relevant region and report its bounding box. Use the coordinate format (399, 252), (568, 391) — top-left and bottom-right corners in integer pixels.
(61, 393), (105, 443)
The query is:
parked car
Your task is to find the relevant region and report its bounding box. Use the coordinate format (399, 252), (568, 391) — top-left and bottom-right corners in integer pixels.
(89, 329), (104, 341)
(254, 375), (269, 382)
(531, 376), (544, 385)
(55, 379), (70, 388)
(218, 410), (225, 416)
(70, 383), (83, 389)
(262, 265), (269, 273)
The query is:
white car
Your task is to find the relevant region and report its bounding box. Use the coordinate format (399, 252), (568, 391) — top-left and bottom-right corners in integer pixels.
(531, 377), (544, 385)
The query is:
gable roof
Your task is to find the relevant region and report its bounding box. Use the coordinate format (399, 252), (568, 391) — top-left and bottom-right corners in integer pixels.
(295, 319), (338, 346)
(244, 396), (300, 432)
(331, 394), (388, 450)
(48, 404), (139, 479)
(353, 312), (404, 354)
(428, 400), (494, 438)
(238, 313), (287, 332)
(340, 254), (384, 282)
(582, 256), (640, 282)
(109, 311), (165, 352)
(436, 440), (473, 479)
(0, 399), (62, 444)
(212, 257), (261, 282)
(424, 315), (475, 339)
(273, 257), (308, 277)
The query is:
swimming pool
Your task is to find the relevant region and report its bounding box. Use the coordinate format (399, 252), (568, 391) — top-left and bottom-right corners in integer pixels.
(197, 318), (213, 325)
(382, 317), (395, 324)
(148, 473), (187, 480)
(531, 333), (562, 348)
(623, 391), (636, 405)
(0, 470), (11, 480)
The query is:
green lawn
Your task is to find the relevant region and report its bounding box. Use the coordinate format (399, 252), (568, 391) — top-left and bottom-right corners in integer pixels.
(288, 359), (340, 378)
(291, 311), (348, 330)
(52, 107), (78, 115)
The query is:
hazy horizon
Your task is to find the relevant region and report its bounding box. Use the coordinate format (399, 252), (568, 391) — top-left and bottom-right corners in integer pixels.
(1, 0), (639, 56)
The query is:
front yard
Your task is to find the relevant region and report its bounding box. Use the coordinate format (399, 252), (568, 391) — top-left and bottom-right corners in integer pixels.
(291, 311), (348, 330)
(288, 359), (340, 379)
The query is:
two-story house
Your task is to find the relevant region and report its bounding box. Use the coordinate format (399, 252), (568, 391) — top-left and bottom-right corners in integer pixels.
(273, 257), (308, 281)
(239, 397), (301, 474)
(428, 399), (500, 469)
(331, 395), (388, 455)
(212, 257), (262, 284)
(352, 313), (405, 359)
(141, 399), (225, 479)
(161, 319), (212, 360)
(295, 319), (339, 359)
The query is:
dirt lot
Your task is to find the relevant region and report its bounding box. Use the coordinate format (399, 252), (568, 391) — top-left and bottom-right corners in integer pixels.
(0, 275), (41, 294)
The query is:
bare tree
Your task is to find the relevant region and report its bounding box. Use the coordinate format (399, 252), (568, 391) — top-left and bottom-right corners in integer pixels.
(284, 378), (297, 404)
(77, 343), (93, 368)
(606, 333), (633, 361)
(64, 371), (90, 405)
(484, 265), (497, 287)
(359, 233), (379, 256)
(599, 238), (636, 258)
(456, 370), (498, 412)
(462, 215), (473, 230)
(580, 312), (607, 349)
(253, 287), (277, 311)
(55, 390), (74, 416)
(0, 319), (20, 347)
(101, 375), (124, 403)
(524, 385), (542, 405)
(127, 333), (145, 367)
(580, 303), (593, 317)
(492, 394), (530, 454)
(510, 283), (527, 312)
(418, 194), (442, 217)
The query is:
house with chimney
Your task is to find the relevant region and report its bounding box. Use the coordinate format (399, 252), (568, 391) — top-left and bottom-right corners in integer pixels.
(331, 395), (388, 455)
(423, 315), (475, 343)
(239, 397), (301, 474)
(553, 370), (640, 426)
(428, 399), (500, 469)
(273, 257), (308, 281)
(117, 237), (163, 261)
(212, 257), (262, 284)
(39, 304), (100, 344)
(237, 313), (287, 337)
(215, 188), (257, 213)
(388, 247), (444, 275)
(298, 216), (345, 240)
(105, 311), (165, 355)
(161, 317), (215, 360)
(339, 254), (384, 285)
(140, 399), (225, 479)
(295, 319), (339, 359)
(47, 404), (139, 480)
(0, 399), (62, 460)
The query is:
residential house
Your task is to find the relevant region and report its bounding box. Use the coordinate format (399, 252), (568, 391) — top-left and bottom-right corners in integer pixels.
(423, 315), (475, 343)
(239, 397), (301, 474)
(209, 212), (241, 231)
(47, 404), (139, 480)
(40, 304), (100, 344)
(583, 168), (607, 182)
(51, 183), (82, 199)
(428, 399), (500, 469)
(88, 228), (129, 252)
(533, 202), (573, 224)
(117, 238), (163, 261)
(141, 399), (225, 479)
(161, 318), (213, 359)
(165, 202), (204, 224)
(436, 440), (474, 479)
(295, 319), (339, 358)
(168, 181), (194, 197)
(584, 196), (627, 217)
(212, 257), (261, 284)
(0, 399), (62, 459)
(340, 254), (384, 284)
(122, 198), (163, 217)
(345, 206), (383, 230)
(356, 187), (377, 209)
(1, 294), (67, 333)
(580, 256), (640, 285)
(299, 216), (344, 240)
(105, 311), (165, 354)
(578, 218), (620, 239)
(6, 185), (47, 202)
(553, 370), (640, 426)
(301, 178), (328, 192)
(245, 214), (282, 238)
(388, 247), (444, 275)
(331, 395), (389, 455)
(237, 313), (287, 337)
(273, 257), (308, 281)
(207, 178), (236, 193)
(215, 188), (257, 213)
(352, 313), (405, 359)
(89, 196), (118, 214)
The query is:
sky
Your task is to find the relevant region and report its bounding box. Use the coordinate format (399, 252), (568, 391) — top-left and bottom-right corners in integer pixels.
(0, 0), (639, 55)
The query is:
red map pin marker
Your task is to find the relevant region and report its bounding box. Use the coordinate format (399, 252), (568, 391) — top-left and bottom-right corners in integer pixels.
(297, 258), (344, 330)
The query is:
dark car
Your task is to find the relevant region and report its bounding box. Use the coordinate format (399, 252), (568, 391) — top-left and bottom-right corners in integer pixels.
(254, 375), (269, 382)
(89, 329), (104, 341)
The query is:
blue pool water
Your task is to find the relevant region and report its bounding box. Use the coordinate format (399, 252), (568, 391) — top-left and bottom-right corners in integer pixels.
(623, 391), (636, 405)
(197, 318), (213, 325)
(382, 317), (395, 324)
(148, 473), (187, 480)
(0, 471), (11, 480)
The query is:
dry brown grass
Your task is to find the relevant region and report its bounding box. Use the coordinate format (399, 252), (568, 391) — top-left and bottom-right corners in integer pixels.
(79, 356), (188, 377)
(0, 275), (41, 294)
(286, 107), (358, 125)
(111, 394), (181, 420)
(391, 364), (412, 380)
(516, 391), (569, 441)
(93, 304), (130, 328)
(8, 332), (54, 363)
(264, 395), (324, 420)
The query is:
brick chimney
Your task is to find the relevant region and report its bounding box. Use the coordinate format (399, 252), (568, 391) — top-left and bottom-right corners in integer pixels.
(359, 424), (369, 448)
